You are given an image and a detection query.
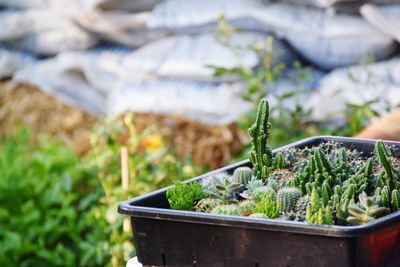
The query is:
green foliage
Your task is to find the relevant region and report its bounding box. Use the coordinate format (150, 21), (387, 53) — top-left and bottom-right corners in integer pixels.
(167, 182), (206, 210)
(232, 166), (253, 186)
(252, 195), (279, 219)
(277, 187), (301, 212)
(0, 128), (106, 267)
(242, 177), (264, 198)
(347, 192), (389, 225)
(248, 99), (273, 180)
(2, 113), (203, 267)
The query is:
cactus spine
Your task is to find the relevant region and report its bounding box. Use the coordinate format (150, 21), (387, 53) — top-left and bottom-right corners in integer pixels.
(248, 99), (273, 180)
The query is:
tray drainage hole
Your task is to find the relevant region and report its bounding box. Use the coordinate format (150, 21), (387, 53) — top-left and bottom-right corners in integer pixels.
(161, 253), (166, 266)
(192, 255), (197, 267)
(254, 263), (259, 267)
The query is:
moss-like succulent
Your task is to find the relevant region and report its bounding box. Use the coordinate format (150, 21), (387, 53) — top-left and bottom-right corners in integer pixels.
(248, 99), (273, 180)
(195, 198), (223, 213)
(211, 204), (240, 216)
(346, 192), (389, 225)
(233, 166), (253, 186)
(277, 187), (301, 212)
(252, 195), (279, 219)
(202, 173), (243, 203)
(167, 181), (207, 210)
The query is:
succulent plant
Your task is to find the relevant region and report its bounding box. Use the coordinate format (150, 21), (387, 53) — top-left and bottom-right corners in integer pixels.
(346, 192), (389, 225)
(248, 99), (273, 180)
(202, 173), (243, 203)
(166, 181), (207, 211)
(252, 194), (279, 219)
(346, 158), (374, 195)
(233, 166), (253, 186)
(211, 204), (240, 216)
(277, 187), (301, 212)
(194, 198), (223, 213)
(241, 177), (264, 199)
(238, 200), (257, 215)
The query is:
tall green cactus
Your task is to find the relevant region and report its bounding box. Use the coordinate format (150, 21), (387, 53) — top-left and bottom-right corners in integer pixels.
(376, 140), (397, 192)
(274, 152), (285, 169)
(248, 99), (273, 180)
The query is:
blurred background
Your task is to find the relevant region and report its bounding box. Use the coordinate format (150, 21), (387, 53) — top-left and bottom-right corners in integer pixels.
(1, 0), (400, 266)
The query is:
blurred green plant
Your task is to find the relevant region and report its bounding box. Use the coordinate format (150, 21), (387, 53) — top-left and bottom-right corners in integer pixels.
(0, 113), (202, 267)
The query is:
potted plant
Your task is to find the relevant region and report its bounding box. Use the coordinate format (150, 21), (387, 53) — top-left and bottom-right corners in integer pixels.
(119, 99), (400, 267)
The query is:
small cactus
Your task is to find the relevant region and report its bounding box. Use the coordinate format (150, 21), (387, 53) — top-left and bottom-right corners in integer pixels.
(195, 198), (223, 213)
(347, 192), (389, 225)
(277, 187), (301, 212)
(241, 178), (264, 199)
(274, 152), (285, 169)
(211, 204), (240, 216)
(233, 166), (253, 186)
(252, 195), (279, 219)
(391, 189), (400, 211)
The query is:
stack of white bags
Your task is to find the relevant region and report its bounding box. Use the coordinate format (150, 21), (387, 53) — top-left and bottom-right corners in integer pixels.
(1, 0), (400, 125)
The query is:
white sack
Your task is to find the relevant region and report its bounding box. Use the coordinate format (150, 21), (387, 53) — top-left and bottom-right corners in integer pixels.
(148, 0), (267, 32)
(361, 4), (400, 44)
(0, 45), (36, 78)
(252, 3), (397, 70)
(107, 79), (251, 125)
(305, 58), (400, 122)
(0, 8), (96, 55)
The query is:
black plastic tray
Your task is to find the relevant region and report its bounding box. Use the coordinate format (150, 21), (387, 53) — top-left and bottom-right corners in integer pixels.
(118, 136), (400, 267)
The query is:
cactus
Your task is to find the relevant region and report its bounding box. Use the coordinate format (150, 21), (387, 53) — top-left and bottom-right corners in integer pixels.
(347, 192), (389, 225)
(277, 187), (301, 212)
(238, 200), (257, 215)
(166, 181), (207, 211)
(380, 186), (390, 208)
(195, 198), (223, 213)
(274, 152), (285, 169)
(266, 178), (278, 191)
(376, 140), (397, 192)
(211, 204), (240, 215)
(248, 99), (273, 180)
(233, 166), (253, 186)
(333, 148), (351, 183)
(347, 158), (374, 195)
(202, 173), (243, 203)
(391, 189), (400, 211)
